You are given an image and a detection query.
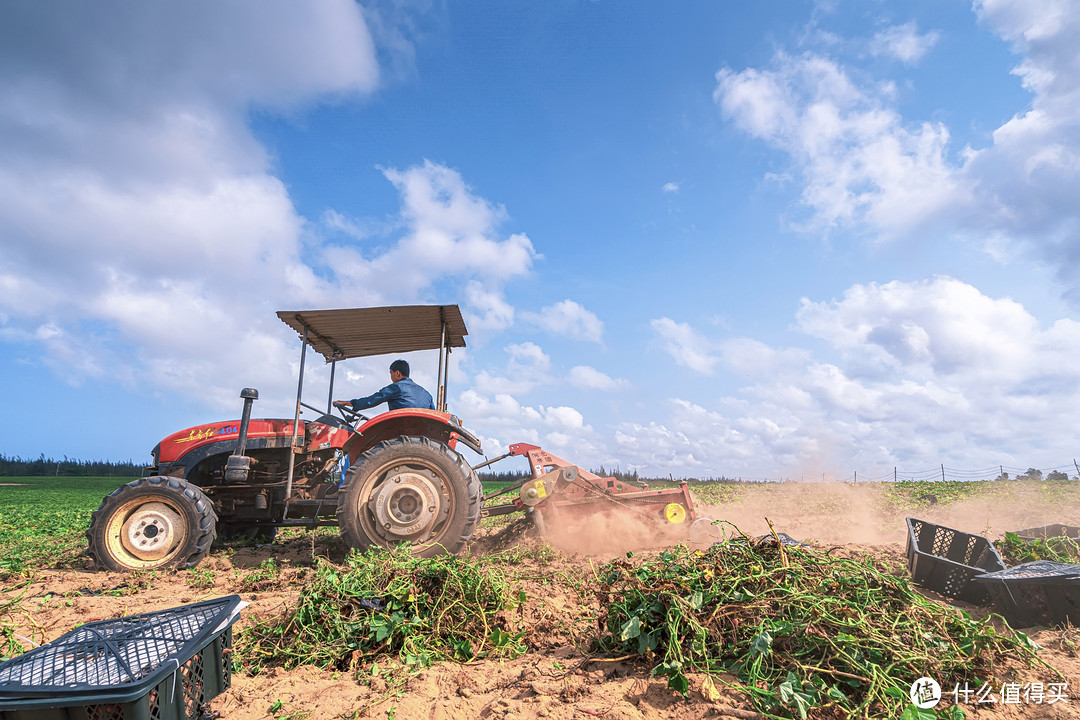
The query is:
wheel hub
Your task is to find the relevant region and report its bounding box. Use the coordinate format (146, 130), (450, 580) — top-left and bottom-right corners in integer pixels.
(368, 467), (445, 542)
(120, 502), (183, 561)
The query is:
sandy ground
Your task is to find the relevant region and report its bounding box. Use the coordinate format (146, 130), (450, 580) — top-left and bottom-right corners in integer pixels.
(4, 482), (1080, 719)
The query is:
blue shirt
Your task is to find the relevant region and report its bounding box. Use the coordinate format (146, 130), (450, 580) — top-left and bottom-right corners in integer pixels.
(350, 377), (435, 411)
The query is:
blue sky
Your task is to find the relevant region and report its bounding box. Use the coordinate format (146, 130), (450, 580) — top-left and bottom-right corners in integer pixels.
(3, 0), (1080, 480)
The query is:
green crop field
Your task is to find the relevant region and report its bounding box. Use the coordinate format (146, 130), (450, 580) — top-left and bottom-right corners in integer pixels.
(0, 476), (546, 571)
(0, 476), (130, 573)
(3, 474), (1072, 574)
(2, 474), (1078, 718)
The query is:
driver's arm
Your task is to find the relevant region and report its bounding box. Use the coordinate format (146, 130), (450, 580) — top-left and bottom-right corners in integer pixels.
(344, 383), (402, 411)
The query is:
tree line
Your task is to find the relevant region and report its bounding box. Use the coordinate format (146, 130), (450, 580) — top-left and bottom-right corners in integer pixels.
(0, 454), (143, 477)
(478, 465), (740, 486)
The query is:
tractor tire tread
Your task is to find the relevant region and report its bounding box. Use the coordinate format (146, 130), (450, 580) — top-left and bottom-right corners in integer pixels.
(338, 435), (481, 556)
(86, 475), (218, 571)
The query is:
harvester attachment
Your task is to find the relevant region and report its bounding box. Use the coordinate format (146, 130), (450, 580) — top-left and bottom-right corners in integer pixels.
(479, 443), (696, 536)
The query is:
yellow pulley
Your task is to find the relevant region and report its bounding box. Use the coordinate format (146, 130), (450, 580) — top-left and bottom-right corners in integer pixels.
(663, 502), (687, 524)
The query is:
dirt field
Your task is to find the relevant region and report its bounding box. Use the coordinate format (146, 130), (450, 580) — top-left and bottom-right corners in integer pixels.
(5, 482), (1080, 719)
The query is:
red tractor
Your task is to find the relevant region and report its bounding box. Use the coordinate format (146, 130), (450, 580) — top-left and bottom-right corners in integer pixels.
(86, 304), (697, 571)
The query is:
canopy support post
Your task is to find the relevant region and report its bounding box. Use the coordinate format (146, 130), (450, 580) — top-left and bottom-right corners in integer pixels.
(436, 320), (448, 412)
(327, 358), (337, 414)
(283, 325), (309, 520)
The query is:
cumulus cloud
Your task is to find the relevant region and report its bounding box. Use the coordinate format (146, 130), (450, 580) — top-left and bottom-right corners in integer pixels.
(542, 405), (586, 430)
(380, 161), (539, 280)
(522, 300), (604, 343)
(321, 161), (539, 301)
(472, 342), (552, 396)
(0, 3), (538, 418)
(0, 2), (381, 413)
(715, 2), (1080, 302)
(795, 276), (1041, 381)
(463, 281), (516, 332)
(650, 317), (720, 374)
(453, 388), (598, 460)
(618, 277), (1080, 475)
(966, 0), (1080, 297)
(507, 342), (551, 373)
(662, 182), (680, 193)
(714, 51), (965, 238)
(568, 365), (630, 391)
(871, 22), (939, 64)
(455, 389), (542, 427)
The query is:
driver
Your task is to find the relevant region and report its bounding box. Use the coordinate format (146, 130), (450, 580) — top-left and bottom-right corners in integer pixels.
(334, 359), (435, 413)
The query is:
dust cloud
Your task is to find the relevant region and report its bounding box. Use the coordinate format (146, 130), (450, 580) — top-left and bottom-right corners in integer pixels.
(695, 481), (1080, 547)
(541, 508), (692, 556)
(523, 481), (1079, 556)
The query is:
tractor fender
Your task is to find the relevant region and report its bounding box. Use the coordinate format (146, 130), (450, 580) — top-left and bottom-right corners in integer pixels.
(345, 408), (482, 460)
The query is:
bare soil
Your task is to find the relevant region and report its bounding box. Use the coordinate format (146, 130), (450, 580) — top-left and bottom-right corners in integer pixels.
(6, 483), (1080, 719)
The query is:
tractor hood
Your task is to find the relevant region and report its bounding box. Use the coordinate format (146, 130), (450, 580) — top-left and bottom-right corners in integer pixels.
(151, 417), (355, 466)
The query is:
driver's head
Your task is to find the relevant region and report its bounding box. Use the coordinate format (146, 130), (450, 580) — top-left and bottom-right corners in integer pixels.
(389, 359), (410, 381)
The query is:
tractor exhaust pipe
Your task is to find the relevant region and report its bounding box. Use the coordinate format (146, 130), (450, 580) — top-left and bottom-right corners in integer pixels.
(235, 387), (258, 454)
(225, 387), (259, 482)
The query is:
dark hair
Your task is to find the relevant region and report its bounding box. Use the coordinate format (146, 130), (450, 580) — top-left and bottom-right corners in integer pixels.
(390, 359), (410, 377)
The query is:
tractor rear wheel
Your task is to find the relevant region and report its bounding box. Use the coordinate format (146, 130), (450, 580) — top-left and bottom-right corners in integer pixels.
(86, 476), (217, 571)
(337, 436), (481, 557)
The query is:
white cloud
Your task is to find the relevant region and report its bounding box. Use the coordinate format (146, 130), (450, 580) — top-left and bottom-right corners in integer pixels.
(965, 0), (1080, 296)
(463, 281), (515, 332)
(542, 405), (586, 430)
(507, 342), (551, 373)
(715, 3), (1080, 302)
(662, 182), (680, 193)
(322, 209), (381, 242)
(719, 337), (812, 379)
(0, 2), (377, 182)
(381, 161), (539, 279)
(714, 52), (965, 238)
(0, 4), (537, 418)
(456, 389), (542, 427)
(0, 3), (378, 412)
(795, 276), (1040, 381)
(522, 300), (604, 343)
(605, 277), (1080, 476)
(472, 342), (551, 396)
(650, 317), (720, 374)
(871, 22), (939, 65)
(568, 365), (629, 391)
(453, 389), (598, 461)
(323, 161), (540, 300)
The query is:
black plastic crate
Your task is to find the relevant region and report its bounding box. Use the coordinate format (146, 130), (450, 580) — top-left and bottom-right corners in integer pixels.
(757, 532), (806, 547)
(1012, 524), (1080, 541)
(974, 561), (1080, 628)
(0, 595), (243, 720)
(905, 517), (1006, 605)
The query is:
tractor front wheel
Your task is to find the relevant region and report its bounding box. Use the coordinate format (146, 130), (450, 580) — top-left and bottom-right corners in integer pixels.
(337, 436), (481, 557)
(86, 476), (217, 571)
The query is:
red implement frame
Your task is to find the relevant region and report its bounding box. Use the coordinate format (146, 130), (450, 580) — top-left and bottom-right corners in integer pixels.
(481, 443), (697, 531)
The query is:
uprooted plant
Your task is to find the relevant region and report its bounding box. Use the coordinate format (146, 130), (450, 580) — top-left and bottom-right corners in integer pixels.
(595, 526), (1046, 719)
(235, 546), (526, 675)
(997, 531), (1080, 566)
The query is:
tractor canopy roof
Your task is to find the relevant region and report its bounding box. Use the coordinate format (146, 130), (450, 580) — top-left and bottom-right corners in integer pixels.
(276, 305), (467, 362)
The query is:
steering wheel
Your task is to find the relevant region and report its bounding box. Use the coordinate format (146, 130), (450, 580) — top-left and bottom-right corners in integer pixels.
(333, 401), (369, 426)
